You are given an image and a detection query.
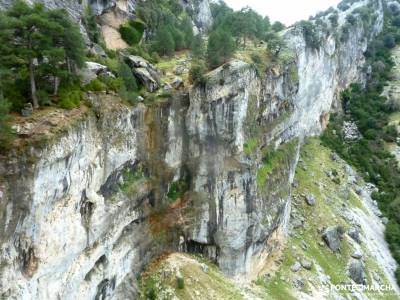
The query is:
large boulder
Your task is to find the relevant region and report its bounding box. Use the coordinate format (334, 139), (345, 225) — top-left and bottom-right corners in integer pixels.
(123, 55), (161, 92)
(322, 226), (344, 252)
(348, 260), (367, 285)
(80, 62), (114, 85)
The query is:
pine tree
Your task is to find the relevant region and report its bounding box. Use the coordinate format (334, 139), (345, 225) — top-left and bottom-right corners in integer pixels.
(207, 29), (236, 68)
(153, 28), (175, 56)
(191, 34), (205, 58)
(0, 0), (85, 108)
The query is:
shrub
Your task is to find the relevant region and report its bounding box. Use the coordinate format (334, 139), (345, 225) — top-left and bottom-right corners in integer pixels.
(176, 276), (185, 289)
(297, 21), (320, 50)
(119, 24), (141, 45)
(189, 60), (207, 84)
(36, 90), (52, 106)
(58, 87), (81, 109)
(84, 79), (107, 92)
(384, 34), (396, 48)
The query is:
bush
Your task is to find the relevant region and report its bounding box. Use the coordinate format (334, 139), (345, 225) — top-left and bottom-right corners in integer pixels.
(189, 60), (207, 84)
(58, 87), (81, 109)
(84, 79), (107, 92)
(119, 24), (141, 45)
(384, 34), (396, 48)
(176, 276), (185, 289)
(36, 90), (52, 106)
(297, 21), (320, 50)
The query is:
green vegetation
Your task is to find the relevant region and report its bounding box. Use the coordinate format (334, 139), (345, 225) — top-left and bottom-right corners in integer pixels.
(118, 165), (145, 197)
(249, 138), (397, 299)
(0, 97), (14, 151)
(296, 21), (321, 50)
(83, 5), (100, 43)
(119, 20), (145, 46)
(207, 29), (236, 68)
(136, 0), (194, 57)
(0, 0), (85, 110)
(243, 138), (258, 155)
(321, 5), (400, 284)
(256, 141), (297, 188)
(167, 175), (190, 203)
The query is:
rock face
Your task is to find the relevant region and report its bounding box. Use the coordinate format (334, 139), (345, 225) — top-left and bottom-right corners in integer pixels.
(0, 0), (386, 299)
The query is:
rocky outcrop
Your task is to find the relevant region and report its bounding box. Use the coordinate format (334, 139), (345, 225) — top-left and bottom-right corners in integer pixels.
(0, 0), (387, 299)
(123, 55), (161, 92)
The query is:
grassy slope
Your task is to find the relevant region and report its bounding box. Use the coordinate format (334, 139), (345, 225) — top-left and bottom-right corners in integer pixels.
(256, 138), (397, 300)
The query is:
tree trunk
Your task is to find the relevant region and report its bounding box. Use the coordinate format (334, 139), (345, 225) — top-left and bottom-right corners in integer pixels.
(29, 59), (38, 109)
(53, 76), (60, 96)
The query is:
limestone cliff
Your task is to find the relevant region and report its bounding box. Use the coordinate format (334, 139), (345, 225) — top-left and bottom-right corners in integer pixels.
(0, 0), (390, 299)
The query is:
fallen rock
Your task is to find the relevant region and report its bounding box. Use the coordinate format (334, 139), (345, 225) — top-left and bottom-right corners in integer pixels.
(322, 226), (344, 252)
(88, 43), (107, 58)
(293, 276), (305, 289)
(133, 68), (160, 93)
(123, 54), (161, 92)
(21, 103), (33, 117)
(381, 217), (389, 225)
(348, 260), (366, 285)
(348, 227), (361, 244)
(304, 193), (316, 206)
(80, 62), (112, 85)
(291, 262), (301, 272)
(301, 259), (313, 270)
(351, 250), (363, 259)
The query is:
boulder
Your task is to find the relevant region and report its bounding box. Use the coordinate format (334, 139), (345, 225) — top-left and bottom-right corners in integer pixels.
(351, 250), (363, 259)
(88, 43), (107, 58)
(290, 262), (301, 272)
(300, 259), (313, 270)
(322, 226), (344, 252)
(80, 62), (113, 85)
(21, 103), (33, 117)
(348, 260), (366, 285)
(293, 276), (305, 289)
(133, 68), (160, 93)
(348, 227), (361, 244)
(304, 193), (316, 206)
(123, 54), (161, 92)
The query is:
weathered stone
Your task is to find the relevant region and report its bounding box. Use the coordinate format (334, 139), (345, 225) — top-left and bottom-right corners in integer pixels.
(21, 103), (33, 117)
(301, 259), (313, 270)
(291, 262), (301, 272)
(351, 250), (363, 259)
(348, 227), (361, 244)
(80, 62), (112, 85)
(133, 68), (160, 92)
(293, 276), (305, 289)
(322, 226), (344, 252)
(304, 193), (316, 206)
(348, 260), (366, 285)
